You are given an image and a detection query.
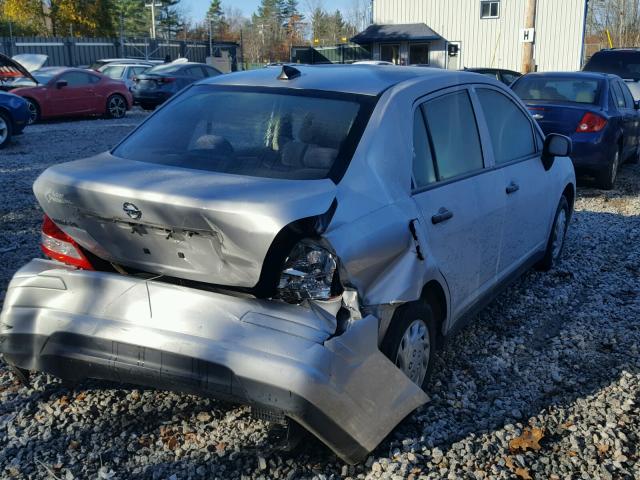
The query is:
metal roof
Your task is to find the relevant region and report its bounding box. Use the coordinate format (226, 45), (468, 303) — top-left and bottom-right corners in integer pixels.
(350, 23), (441, 44)
(199, 64), (474, 96)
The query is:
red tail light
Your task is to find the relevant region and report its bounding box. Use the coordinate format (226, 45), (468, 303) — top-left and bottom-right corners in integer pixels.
(159, 77), (176, 84)
(41, 215), (94, 270)
(576, 112), (607, 133)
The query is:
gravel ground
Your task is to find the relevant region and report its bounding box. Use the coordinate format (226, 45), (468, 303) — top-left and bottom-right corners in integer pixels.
(1, 114), (640, 479)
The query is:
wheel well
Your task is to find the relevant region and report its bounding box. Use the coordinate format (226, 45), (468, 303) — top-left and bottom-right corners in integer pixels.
(0, 106), (12, 126)
(421, 280), (447, 337)
(562, 183), (575, 214)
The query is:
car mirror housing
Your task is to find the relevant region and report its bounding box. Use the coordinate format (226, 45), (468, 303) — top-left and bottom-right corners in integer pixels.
(55, 80), (68, 89)
(542, 134), (572, 170)
(635, 100), (640, 110)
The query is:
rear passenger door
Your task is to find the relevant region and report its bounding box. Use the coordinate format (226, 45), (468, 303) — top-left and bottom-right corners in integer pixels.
(474, 86), (550, 276)
(616, 80), (640, 157)
(411, 87), (505, 321)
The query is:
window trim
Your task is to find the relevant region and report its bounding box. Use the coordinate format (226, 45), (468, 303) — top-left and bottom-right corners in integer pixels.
(411, 86), (488, 194)
(480, 0), (500, 19)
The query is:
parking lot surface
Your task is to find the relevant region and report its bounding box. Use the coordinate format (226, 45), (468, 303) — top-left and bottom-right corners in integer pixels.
(1, 113), (639, 479)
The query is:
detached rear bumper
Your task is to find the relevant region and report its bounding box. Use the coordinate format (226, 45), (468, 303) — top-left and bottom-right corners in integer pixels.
(0, 259), (427, 464)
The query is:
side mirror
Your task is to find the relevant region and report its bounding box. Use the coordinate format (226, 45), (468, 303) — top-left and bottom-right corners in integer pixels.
(635, 100), (640, 110)
(55, 80), (68, 89)
(542, 133), (572, 170)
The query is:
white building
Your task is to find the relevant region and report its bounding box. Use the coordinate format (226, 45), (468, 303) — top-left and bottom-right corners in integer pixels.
(351, 0), (589, 72)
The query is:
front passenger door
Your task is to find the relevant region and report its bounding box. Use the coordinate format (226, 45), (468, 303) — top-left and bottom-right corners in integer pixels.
(49, 71), (98, 115)
(475, 87), (550, 276)
(411, 88), (505, 321)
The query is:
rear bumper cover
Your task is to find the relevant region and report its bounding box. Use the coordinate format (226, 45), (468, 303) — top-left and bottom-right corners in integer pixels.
(0, 259), (427, 464)
(570, 133), (612, 172)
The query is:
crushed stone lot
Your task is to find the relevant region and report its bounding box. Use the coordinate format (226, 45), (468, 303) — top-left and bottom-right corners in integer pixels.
(1, 113), (640, 479)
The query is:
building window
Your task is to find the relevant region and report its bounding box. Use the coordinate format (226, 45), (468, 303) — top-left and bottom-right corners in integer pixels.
(409, 43), (430, 65)
(480, 0), (500, 18)
(380, 44), (401, 64)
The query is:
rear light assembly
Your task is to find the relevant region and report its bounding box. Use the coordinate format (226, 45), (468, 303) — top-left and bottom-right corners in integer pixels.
(41, 215), (94, 270)
(158, 77), (176, 84)
(576, 112), (607, 133)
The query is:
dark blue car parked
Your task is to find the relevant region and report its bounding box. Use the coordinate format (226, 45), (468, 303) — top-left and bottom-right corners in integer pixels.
(0, 91), (30, 149)
(512, 72), (640, 189)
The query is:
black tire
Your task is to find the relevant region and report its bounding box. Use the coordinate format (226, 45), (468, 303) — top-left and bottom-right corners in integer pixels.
(0, 111), (13, 149)
(536, 195), (570, 272)
(628, 145), (640, 164)
(106, 94), (127, 119)
(596, 146), (620, 190)
(381, 301), (437, 391)
(24, 98), (40, 124)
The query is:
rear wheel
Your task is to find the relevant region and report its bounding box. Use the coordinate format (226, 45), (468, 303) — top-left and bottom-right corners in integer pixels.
(0, 112), (12, 148)
(536, 195), (570, 272)
(25, 98), (40, 124)
(381, 302), (437, 391)
(106, 94), (127, 119)
(597, 147), (620, 190)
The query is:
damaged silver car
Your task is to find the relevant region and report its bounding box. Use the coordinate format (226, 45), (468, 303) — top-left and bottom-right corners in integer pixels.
(0, 65), (576, 463)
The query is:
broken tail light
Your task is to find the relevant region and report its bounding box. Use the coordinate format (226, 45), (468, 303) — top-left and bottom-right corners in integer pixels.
(277, 240), (338, 303)
(41, 215), (94, 270)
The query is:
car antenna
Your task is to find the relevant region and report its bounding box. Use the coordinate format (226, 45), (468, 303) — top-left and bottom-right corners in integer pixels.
(278, 65), (301, 80)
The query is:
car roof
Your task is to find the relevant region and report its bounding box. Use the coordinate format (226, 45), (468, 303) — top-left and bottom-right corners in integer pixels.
(103, 63), (150, 68)
(521, 71), (612, 80)
(198, 64), (487, 96)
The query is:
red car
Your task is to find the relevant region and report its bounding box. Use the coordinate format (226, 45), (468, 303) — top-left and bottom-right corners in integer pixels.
(3, 61), (132, 124)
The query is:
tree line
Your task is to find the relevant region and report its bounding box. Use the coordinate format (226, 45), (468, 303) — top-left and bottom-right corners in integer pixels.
(586, 0), (640, 50)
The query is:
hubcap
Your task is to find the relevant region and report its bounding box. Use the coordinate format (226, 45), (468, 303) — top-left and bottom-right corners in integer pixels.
(27, 101), (37, 124)
(0, 117), (7, 144)
(551, 208), (567, 261)
(109, 96), (126, 118)
(395, 319), (430, 386)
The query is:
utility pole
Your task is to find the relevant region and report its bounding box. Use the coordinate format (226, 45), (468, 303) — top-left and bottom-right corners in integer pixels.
(146, 1), (162, 39)
(521, 0), (537, 73)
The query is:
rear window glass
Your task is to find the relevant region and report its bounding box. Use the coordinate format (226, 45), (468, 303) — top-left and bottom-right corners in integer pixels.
(101, 65), (126, 79)
(113, 85), (373, 180)
(513, 77), (601, 104)
(584, 52), (640, 80)
(148, 64), (183, 74)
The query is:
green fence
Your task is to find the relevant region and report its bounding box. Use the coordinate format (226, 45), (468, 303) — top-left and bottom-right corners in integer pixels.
(290, 44), (372, 64)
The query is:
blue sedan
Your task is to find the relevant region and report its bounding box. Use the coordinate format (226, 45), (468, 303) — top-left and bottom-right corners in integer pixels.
(512, 72), (640, 189)
(0, 91), (30, 148)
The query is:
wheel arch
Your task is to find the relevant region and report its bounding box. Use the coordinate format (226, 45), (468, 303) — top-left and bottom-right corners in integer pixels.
(562, 182), (575, 215)
(420, 279), (448, 338)
(0, 106), (14, 127)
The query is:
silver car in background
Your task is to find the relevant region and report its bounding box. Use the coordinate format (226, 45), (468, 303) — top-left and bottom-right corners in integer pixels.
(99, 63), (151, 91)
(0, 65), (575, 463)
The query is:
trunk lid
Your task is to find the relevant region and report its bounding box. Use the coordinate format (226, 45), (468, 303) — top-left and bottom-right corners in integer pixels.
(525, 101), (597, 136)
(34, 153), (337, 288)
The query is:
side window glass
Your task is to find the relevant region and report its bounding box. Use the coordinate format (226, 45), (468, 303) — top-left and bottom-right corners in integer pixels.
(611, 82), (626, 108)
(477, 88), (536, 164)
(59, 72), (92, 86)
(204, 66), (221, 77)
(421, 90), (484, 180)
(412, 109), (437, 188)
(619, 81), (635, 108)
(186, 66), (206, 78)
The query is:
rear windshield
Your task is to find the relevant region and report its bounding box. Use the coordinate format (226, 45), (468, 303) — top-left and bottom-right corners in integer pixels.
(584, 52), (640, 80)
(513, 77), (601, 104)
(112, 85), (374, 180)
(101, 65), (126, 79)
(147, 64), (183, 74)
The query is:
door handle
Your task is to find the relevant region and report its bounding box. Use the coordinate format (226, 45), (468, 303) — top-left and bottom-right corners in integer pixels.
(431, 207), (453, 224)
(506, 182), (520, 194)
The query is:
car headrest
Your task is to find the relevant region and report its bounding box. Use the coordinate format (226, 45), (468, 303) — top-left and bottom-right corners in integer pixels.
(193, 135), (234, 155)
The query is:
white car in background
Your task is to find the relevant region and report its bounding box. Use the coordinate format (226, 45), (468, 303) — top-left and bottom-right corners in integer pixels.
(100, 63), (151, 91)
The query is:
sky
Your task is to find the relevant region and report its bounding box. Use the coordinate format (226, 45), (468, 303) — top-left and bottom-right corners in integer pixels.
(181, 0), (347, 21)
